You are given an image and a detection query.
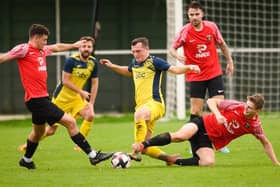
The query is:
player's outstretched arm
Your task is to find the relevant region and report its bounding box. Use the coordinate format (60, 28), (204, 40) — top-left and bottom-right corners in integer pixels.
(0, 53), (15, 64)
(167, 64), (200, 74)
(259, 135), (280, 166)
(99, 59), (132, 77)
(50, 40), (86, 53)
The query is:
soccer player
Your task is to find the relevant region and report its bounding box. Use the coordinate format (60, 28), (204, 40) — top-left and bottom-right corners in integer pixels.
(100, 37), (200, 164)
(132, 94), (280, 166)
(18, 36), (99, 151)
(169, 1), (234, 153)
(0, 24), (112, 169)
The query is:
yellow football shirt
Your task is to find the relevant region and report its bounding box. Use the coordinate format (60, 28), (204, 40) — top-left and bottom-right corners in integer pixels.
(128, 56), (170, 108)
(53, 53), (98, 102)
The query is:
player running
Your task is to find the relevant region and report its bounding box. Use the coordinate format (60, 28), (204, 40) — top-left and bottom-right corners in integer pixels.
(100, 37), (200, 164)
(0, 24), (112, 169)
(18, 36), (99, 152)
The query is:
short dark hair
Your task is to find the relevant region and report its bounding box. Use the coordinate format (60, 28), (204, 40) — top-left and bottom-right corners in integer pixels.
(186, 1), (205, 13)
(131, 37), (149, 48)
(247, 93), (265, 110)
(28, 24), (50, 38)
(80, 36), (95, 45)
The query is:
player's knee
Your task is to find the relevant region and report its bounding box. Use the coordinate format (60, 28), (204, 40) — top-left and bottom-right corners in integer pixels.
(199, 158), (215, 166)
(134, 109), (149, 121)
(61, 113), (77, 127)
(84, 113), (94, 121)
(45, 129), (56, 136)
(64, 117), (77, 130)
(69, 118), (77, 128)
(66, 119), (79, 135)
(134, 112), (143, 120)
(190, 106), (202, 116)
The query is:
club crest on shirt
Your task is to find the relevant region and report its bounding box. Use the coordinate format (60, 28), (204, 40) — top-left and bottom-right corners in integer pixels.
(135, 72), (145, 79)
(146, 65), (155, 71)
(144, 59), (155, 71)
(206, 34), (212, 41)
(244, 123), (250, 128)
(76, 71), (88, 79)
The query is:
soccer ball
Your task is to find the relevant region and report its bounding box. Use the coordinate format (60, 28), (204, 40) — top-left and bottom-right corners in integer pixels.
(111, 152), (131, 169)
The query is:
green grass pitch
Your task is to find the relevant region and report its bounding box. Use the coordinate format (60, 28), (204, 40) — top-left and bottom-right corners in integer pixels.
(0, 114), (279, 187)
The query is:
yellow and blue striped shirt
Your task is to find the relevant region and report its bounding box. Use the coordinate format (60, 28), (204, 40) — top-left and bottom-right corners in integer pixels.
(128, 56), (170, 107)
(53, 53), (98, 101)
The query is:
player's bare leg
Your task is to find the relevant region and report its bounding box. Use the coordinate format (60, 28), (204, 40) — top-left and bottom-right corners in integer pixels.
(18, 125), (58, 152)
(74, 104), (94, 151)
(19, 124), (46, 169)
(60, 113), (113, 165)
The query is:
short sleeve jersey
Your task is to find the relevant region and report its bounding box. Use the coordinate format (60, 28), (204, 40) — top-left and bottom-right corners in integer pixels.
(52, 54), (98, 101)
(7, 43), (53, 101)
(202, 100), (264, 150)
(172, 21), (224, 82)
(128, 56), (170, 108)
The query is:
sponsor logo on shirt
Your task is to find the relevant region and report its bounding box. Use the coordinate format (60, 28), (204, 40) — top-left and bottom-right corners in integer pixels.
(76, 71), (88, 79)
(196, 44), (210, 58)
(37, 57), (47, 71)
(135, 72), (145, 79)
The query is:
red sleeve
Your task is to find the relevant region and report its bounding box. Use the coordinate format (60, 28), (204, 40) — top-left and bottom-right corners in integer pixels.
(172, 24), (192, 49)
(7, 44), (28, 59)
(253, 121), (265, 140)
(204, 21), (224, 44)
(219, 100), (244, 110)
(43, 45), (53, 56)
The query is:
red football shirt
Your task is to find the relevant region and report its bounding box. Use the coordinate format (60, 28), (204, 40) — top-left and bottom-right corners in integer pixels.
(7, 43), (53, 101)
(172, 21), (224, 81)
(202, 100), (264, 150)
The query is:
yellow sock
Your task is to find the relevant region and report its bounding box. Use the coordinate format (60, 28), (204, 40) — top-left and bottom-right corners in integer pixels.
(80, 120), (93, 138)
(145, 146), (164, 158)
(134, 120), (165, 158)
(134, 119), (147, 142)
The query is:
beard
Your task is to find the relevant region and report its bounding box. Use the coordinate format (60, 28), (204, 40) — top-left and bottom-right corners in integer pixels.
(191, 19), (201, 27)
(81, 51), (90, 59)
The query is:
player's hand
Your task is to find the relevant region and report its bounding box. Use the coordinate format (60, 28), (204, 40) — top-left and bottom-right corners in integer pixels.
(215, 114), (227, 125)
(73, 40), (87, 48)
(79, 90), (90, 100)
(188, 65), (200, 73)
(274, 162), (280, 166)
(226, 61), (234, 76)
(100, 59), (113, 67)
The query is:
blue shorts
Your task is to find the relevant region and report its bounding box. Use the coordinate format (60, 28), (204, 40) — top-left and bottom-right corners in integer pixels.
(25, 97), (64, 125)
